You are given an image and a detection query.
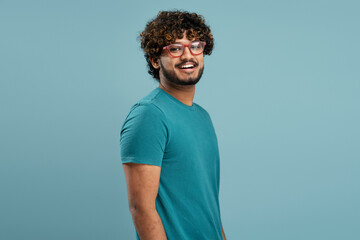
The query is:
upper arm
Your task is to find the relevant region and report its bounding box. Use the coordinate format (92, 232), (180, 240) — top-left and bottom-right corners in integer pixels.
(123, 163), (161, 212)
(120, 104), (166, 211)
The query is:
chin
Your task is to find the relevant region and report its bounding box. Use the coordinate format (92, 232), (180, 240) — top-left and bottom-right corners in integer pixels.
(162, 66), (204, 86)
(177, 77), (200, 86)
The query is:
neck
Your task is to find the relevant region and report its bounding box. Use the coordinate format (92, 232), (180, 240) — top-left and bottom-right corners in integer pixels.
(158, 81), (195, 106)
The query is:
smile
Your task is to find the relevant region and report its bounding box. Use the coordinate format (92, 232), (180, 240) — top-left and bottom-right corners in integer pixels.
(176, 61), (199, 71)
(180, 64), (195, 69)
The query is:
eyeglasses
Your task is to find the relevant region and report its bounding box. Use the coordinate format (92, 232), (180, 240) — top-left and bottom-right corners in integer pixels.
(163, 41), (206, 57)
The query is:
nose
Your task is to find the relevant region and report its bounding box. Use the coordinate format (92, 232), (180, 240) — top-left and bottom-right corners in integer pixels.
(181, 46), (193, 59)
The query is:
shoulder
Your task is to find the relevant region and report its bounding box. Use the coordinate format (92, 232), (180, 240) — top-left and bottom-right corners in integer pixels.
(120, 101), (169, 146)
(130, 88), (167, 116)
(125, 102), (166, 126)
(194, 103), (211, 117)
(194, 103), (208, 112)
(126, 88), (167, 117)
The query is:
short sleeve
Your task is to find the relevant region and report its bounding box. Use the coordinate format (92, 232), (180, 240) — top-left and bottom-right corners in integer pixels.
(120, 103), (168, 166)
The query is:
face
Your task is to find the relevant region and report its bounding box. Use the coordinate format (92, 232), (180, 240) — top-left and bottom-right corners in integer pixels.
(154, 35), (205, 86)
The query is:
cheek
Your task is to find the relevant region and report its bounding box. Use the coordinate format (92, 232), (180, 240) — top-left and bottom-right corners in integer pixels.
(198, 60), (204, 69)
(160, 55), (172, 65)
(162, 59), (176, 69)
(197, 56), (204, 66)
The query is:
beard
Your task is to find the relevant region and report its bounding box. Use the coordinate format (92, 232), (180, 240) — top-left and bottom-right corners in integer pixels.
(159, 59), (204, 86)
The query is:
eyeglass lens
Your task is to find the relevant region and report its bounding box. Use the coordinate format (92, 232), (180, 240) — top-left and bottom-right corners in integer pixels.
(168, 42), (204, 56)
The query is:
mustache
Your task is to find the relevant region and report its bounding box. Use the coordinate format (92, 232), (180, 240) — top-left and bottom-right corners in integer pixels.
(175, 60), (199, 68)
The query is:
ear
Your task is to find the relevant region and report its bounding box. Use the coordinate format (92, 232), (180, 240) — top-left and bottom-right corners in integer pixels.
(149, 57), (160, 69)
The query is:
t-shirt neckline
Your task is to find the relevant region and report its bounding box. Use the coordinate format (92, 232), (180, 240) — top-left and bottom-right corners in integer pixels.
(156, 87), (196, 111)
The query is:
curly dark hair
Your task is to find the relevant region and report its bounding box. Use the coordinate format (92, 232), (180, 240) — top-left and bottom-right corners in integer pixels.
(140, 10), (214, 81)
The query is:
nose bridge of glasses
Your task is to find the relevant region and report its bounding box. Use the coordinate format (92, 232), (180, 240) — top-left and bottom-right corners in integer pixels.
(182, 44), (193, 56)
(183, 44), (191, 54)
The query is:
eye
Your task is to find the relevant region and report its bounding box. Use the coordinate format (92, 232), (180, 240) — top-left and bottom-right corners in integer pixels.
(169, 45), (182, 52)
(190, 42), (202, 50)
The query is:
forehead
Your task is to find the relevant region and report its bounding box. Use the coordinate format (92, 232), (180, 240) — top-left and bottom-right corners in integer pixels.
(173, 35), (198, 44)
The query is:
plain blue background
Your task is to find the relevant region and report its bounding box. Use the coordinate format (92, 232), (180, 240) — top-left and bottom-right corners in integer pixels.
(1, 0), (359, 239)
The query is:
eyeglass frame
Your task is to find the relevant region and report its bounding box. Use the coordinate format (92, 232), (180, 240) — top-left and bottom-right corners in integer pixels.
(162, 41), (206, 58)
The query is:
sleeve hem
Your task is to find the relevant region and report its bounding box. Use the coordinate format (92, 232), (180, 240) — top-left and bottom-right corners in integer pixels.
(121, 157), (162, 167)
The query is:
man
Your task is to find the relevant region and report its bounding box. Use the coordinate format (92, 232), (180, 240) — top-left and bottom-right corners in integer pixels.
(120, 10), (226, 240)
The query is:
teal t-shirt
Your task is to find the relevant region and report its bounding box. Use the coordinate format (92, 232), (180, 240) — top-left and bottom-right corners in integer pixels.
(120, 88), (223, 240)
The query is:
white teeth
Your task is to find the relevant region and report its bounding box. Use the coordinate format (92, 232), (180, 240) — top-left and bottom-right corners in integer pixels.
(181, 64), (194, 69)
